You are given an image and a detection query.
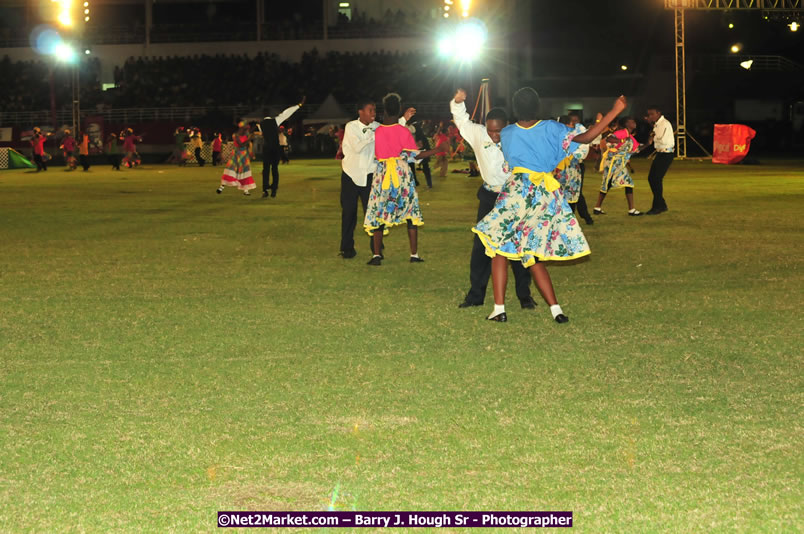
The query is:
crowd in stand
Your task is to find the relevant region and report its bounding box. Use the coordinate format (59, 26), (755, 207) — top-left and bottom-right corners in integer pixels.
(1, 50), (453, 112)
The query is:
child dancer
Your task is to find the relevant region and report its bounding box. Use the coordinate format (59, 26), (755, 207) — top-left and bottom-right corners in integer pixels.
(451, 88), (537, 310)
(433, 127), (450, 178)
(594, 117), (642, 216)
(260, 97), (305, 199)
(78, 130), (90, 171)
(217, 121), (257, 196)
(190, 128), (205, 166)
(211, 133), (222, 166)
(121, 129), (142, 168)
(105, 132), (121, 170)
(363, 93), (443, 265)
(60, 129), (77, 170)
(30, 127), (52, 172)
(473, 88), (626, 323)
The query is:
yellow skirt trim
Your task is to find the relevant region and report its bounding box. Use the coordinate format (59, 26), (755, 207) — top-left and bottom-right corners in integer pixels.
(365, 217), (424, 235)
(471, 228), (591, 268)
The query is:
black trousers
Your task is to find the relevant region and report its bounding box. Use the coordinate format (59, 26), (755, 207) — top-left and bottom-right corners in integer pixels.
(194, 147), (205, 167)
(79, 154), (89, 170)
(571, 162), (592, 219)
(262, 155), (279, 195)
(465, 186), (532, 305)
(107, 154), (121, 170)
(420, 158), (432, 188)
(212, 151), (221, 166)
(648, 152), (674, 211)
(34, 154), (47, 171)
(340, 171), (371, 254)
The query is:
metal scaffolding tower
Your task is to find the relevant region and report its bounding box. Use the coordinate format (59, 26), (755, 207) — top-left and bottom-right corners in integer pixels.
(663, 0), (802, 158)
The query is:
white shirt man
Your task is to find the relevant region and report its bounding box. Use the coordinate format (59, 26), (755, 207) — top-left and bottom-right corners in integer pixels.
(260, 98), (304, 197)
(339, 103), (409, 257)
(451, 91), (535, 310)
(645, 107), (675, 214)
(450, 98), (510, 193)
(651, 114), (675, 154)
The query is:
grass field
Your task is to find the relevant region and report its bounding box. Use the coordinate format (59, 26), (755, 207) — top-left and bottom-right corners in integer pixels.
(0, 157), (801, 532)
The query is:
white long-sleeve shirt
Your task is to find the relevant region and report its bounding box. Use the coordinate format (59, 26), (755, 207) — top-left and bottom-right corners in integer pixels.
(450, 99), (510, 192)
(341, 116), (407, 187)
(264, 105), (300, 126)
(652, 115), (675, 153)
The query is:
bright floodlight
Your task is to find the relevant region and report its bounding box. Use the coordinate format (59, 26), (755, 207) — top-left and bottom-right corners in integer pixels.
(730, 44), (740, 53)
(740, 60), (753, 70)
(621, 65), (628, 71)
(790, 22), (800, 32)
(437, 36), (453, 57)
(454, 20), (487, 61)
(54, 42), (77, 63)
(57, 12), (72, 26)
(728, 23), (734, 29)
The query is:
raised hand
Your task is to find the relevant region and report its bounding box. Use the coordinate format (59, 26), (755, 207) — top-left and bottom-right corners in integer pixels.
(613, 95), (627, 114)
(454, 88), (467, 104)
(403, 107), (417, 121)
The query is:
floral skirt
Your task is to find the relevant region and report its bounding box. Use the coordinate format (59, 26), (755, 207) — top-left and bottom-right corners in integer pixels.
(363, 158), (423, 235)
(221, 148), (255, 190)
(472, 171), (590, 267)
(600, 156), (634, 193)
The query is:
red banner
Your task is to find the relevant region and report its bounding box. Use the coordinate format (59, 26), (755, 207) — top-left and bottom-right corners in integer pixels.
(712, 124), (756, 164)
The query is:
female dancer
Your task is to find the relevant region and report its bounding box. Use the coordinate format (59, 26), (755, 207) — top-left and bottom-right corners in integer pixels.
(363, 93), (444, 265)
(121, 128), (142, 168)
(60, 129), (77, 170)
(473, 88), (626, 323)
(217, 121), (258, 196)
(594, 117), (642, 216)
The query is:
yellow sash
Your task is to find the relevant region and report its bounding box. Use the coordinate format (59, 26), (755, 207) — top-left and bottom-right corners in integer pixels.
(512, 166), (561, 193)
(554, 155), (573, 172)
(379, 157), (400, 190)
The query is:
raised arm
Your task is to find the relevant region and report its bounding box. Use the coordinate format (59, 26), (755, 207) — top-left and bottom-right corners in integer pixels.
(573, 96), (627, 144)
(451, 89), (485, 145)
(274, 96), (306, 126)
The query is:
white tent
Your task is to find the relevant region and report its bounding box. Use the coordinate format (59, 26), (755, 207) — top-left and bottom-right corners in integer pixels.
(303, 94), (352, 126)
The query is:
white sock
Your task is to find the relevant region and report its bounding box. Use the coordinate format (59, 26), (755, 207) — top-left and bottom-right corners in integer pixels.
(628, 208), (637, 213)
(373, 254), (381, 258)
(550, 304), (564, 319)
(410, 253), (419, 258)
(488, 304), (505, 319)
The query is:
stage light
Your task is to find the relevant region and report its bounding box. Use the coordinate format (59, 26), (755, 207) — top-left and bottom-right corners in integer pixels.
(31, 26), (62, 55)
(454, 19), (486, 61)
(84, 16), (89, 21)
(57, 12), (73, 27)
(54, 42), (77, 63)
(84, 48), (90, 55)
(443, 12), (449, 18)
(84, 8), (89, 14)
(621, 65), (628, 71)
(728, 23), (734, 29)
(444, 5), (450, 10)
(437, 36), (453, 57)
(790, 22), (800, 32)
(740, 59), (753, 70)
(730, 44), (741, 53)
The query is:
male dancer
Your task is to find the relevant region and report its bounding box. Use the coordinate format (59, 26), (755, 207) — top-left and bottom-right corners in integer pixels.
(567, 112), (594, 225)
(645, 105), (675, 215)
(339, 99), (416, 258)
(260, 97), (305, 198)
(452, 89), (536, 310)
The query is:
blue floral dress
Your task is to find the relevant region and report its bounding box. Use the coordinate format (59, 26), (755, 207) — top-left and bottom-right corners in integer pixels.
(473, 121), (590, 267)
(600, 133), (637, 193)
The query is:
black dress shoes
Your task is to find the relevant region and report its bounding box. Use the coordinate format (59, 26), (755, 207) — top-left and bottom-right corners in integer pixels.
(487, 313), (508, 322)
(367, 256), (382, 266)
(519, 296), (537, 309)
(340, 250), (357, 259)
(410, 256), (424, 263)
(554, 314), (569, 324)
(458, 300), (482, 308)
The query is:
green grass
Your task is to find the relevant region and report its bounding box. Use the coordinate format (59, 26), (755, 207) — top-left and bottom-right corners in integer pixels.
(0, 158), (801, 532)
